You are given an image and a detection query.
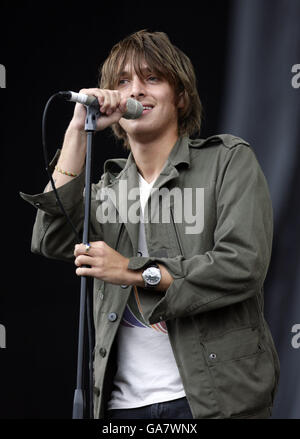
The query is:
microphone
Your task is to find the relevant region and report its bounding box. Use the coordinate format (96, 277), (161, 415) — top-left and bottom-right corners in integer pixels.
(59, 91), (143, 120)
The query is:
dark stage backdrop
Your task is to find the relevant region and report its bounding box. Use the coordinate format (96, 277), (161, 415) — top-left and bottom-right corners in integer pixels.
(0, 0), (299, 419)
(219, 0), (300, 419)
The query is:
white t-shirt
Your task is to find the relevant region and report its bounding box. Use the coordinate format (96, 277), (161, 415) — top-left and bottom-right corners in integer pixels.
(107, 173), (185, 409)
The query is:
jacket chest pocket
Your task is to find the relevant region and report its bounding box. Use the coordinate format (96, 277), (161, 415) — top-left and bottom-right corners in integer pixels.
(168, 201), (205, 258)
(167, 184), (216, 257)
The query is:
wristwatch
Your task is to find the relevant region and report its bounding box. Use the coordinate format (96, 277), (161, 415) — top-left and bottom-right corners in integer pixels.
(142, 263), (162, 288)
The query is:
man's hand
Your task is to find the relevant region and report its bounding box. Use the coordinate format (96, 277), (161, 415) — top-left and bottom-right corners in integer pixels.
(70, 88), (127, 133)
(74, 241), (174, 291)
(74, 241), (137, 285)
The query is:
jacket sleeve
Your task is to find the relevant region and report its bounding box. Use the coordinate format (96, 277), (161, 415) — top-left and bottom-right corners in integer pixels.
(20, 154), (103, 262)
(127, 144), (274, 324)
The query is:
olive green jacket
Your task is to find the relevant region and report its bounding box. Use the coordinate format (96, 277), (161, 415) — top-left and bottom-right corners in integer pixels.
(21, 135), (280, 419)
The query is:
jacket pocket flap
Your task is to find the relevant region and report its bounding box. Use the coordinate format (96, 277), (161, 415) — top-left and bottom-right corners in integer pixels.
(202, 327), (263, 364)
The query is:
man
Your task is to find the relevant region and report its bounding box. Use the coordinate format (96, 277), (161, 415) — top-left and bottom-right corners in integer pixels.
(21, 30), (280, 419)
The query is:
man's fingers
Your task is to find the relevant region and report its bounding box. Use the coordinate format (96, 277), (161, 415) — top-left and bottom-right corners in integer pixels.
(75, 266), (96, 277)
(74, 254), (93, 267)
(76, 89), (125, 120)
(100, 90), (122, 115)
(79, 89), (121, 115)
(99, 90), (112, 114)
(74, 242), (94, 256)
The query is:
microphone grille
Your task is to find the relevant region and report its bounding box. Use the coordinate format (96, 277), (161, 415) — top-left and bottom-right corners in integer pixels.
(123, 98), (143, 120)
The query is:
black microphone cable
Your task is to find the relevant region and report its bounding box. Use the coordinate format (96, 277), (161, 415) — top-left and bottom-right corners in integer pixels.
(42, 93), (81, 242)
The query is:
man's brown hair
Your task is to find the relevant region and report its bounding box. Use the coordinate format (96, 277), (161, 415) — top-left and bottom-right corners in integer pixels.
(99, 30), (202, 149)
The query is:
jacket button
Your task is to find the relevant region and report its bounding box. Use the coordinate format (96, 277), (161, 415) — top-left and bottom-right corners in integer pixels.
(93, 386), (100, 397)
(108, 312), (118, 322)
(34, 202), (41, 208)
(209, 353), (217, 360)
(99, 347), (107, 357)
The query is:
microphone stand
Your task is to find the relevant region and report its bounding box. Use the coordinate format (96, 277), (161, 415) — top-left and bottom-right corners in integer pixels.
(72, 103), (99, 419)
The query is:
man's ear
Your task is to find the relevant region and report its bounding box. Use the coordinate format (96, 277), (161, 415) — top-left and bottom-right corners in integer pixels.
(177, 91), (186, 109)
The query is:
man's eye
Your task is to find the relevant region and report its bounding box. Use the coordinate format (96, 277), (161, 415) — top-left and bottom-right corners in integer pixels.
(148, 76), (158, 82)
(118, 78), (129, 85)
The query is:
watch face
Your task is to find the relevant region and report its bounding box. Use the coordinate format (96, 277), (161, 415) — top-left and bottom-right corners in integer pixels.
(144, 266), (161, 285)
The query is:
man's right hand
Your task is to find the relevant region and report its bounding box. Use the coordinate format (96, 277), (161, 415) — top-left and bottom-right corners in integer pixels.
(69, 88), (128, 132)
(45, 88), (127, 192)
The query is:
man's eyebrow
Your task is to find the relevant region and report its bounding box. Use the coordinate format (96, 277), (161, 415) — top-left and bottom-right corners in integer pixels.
(118, 66), (154, 77)
(119, 70), (130, 76)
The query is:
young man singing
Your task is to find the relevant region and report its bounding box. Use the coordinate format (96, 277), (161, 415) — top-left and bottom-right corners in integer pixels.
(21, 30), (280, 419)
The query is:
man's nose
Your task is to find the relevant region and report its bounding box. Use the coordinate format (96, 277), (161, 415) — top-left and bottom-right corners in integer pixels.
(130, 76), (146, 98)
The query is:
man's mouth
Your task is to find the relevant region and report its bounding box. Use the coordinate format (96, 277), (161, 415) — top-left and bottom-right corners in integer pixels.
(142, 105), (154, 113)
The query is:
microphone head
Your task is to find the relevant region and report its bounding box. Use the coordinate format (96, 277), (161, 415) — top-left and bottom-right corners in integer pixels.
(123, 98), (144, 120)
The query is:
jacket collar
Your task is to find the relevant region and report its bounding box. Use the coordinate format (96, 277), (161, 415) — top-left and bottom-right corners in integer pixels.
(103, 134), (226, 178)
(103, 136), (191, 179)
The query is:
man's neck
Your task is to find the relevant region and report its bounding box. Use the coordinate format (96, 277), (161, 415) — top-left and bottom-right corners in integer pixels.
(128, 131), (179, 184)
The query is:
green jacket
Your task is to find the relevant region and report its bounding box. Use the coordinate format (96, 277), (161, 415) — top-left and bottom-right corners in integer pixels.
(21, 135), (280, 419)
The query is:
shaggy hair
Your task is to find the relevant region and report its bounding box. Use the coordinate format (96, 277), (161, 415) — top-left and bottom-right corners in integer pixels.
(99, 30), (202, 149)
